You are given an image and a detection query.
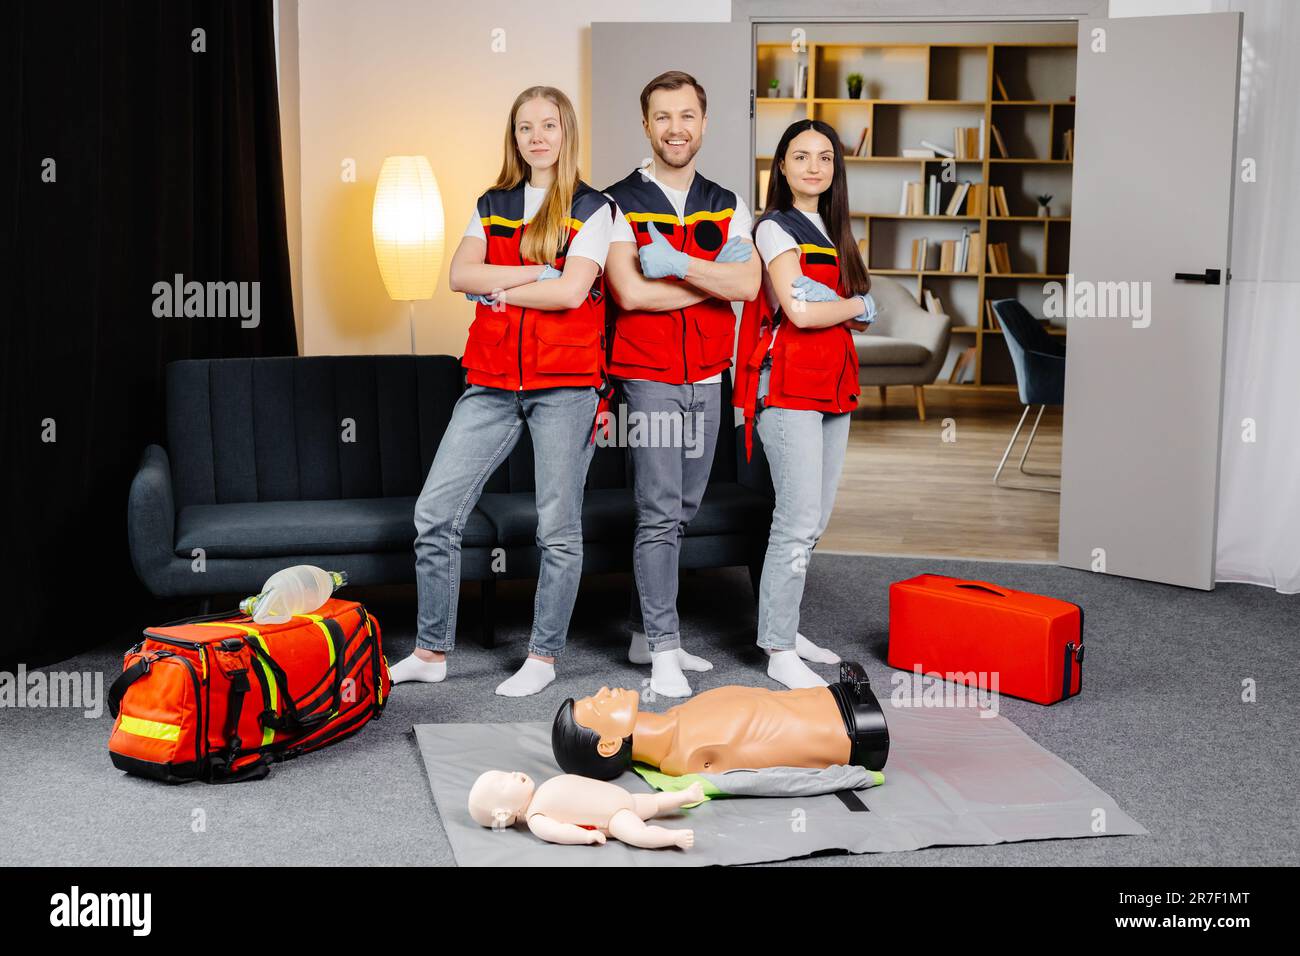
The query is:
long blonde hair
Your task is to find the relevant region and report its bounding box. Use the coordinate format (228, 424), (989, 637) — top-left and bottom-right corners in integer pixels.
(491, 86), (582, 266)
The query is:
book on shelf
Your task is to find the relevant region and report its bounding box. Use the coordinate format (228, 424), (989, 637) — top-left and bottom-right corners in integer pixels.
(958, 229), (969, 273)
(967, 232), (983, 274)
(989, 185), (1011, 217)
(979, 118), (986, 160)
(923, 288), (945, 315)
(902, 147), (935, 158)
(910, 237), (930, 271)
(1062, 129), (1074, 161)
(939, 240), (957, 273)
(928, 174), (939, 216)
(795, 61), (808, 98)
(853, 127), (872, 157)
(986, 242), (1012, 274)
(898, 181), (926, 216)
(921, 139), (954, 158)
(944, 182), (970, 216)
(948, 346), (978, 384)
(984, 299), (1000, 331)
(965, 183), (986, 217)
(991, 124), (1009, 158)
(994, 73), (1010, 101)
(953, 127), (980, 160)
(758, 169), (771, 206)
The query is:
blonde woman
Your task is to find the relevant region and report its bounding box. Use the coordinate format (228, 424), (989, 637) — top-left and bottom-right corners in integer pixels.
(389, 87), (614, 697)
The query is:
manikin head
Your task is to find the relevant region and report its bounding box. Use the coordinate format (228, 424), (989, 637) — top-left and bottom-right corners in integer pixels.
(552, 687), (639, 780)
(467, 770), (536, 828)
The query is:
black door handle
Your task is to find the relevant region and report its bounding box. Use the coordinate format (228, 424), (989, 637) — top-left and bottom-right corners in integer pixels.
(1173, 268), (1221, 285)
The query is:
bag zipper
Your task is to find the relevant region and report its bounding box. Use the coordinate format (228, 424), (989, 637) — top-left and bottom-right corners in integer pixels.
(151, 650), (205, 768)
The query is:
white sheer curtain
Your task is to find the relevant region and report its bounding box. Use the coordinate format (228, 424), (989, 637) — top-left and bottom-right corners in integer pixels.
(1209, 0), (1300, 593)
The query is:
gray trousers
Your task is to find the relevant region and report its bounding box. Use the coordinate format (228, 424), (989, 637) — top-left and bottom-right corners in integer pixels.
(753, 367), (851, 650)
(619, 379), (722, 652)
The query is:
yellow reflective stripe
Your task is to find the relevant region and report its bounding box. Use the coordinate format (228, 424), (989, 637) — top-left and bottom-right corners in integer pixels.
(194, 621), (275, 745)
(119, 714), (180, 742)
(624, 212), (680, 225)
(798, 243), (838, 257)
(483, 214), (524, 229)
(686, 208), (734, 224)
(295, 613), (338, 717)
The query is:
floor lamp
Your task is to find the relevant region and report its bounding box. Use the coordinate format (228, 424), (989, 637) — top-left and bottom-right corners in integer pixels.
(372, 155), (445, 353)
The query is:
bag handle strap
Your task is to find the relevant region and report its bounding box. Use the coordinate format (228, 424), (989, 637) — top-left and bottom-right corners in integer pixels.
(107, 656), (152, 719)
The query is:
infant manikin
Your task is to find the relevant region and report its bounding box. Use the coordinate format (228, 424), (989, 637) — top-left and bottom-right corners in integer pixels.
(468, 770), (699, 850)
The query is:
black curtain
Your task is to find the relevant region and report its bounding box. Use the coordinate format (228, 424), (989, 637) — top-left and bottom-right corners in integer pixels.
(1, 1), (298, 668)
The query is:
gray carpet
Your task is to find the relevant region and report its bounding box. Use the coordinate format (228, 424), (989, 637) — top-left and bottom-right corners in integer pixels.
(2, 554), (1296, 866)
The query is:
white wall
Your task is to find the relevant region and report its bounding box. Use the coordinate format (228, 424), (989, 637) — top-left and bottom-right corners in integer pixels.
(291, 0), (729, 357)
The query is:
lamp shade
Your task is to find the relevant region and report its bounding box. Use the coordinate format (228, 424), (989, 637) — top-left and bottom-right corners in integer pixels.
(371, 155), (445, 301)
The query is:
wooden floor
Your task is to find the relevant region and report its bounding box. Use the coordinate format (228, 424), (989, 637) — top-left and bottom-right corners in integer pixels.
(820, 386), (1062, 562)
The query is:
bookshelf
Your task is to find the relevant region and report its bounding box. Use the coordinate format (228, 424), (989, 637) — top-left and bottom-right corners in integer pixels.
(755, 39), (1077, 389)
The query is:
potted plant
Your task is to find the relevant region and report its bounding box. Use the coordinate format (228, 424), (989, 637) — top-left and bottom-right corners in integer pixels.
(1037, 194), (1054, 218)
(767, 77), (781, 98)
(846, 73), (864, 99)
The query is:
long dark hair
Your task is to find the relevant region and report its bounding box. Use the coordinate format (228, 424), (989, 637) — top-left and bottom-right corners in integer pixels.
(763, 119), (870, 295)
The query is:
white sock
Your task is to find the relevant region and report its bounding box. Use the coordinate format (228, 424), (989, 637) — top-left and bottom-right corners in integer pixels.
(650, 649), (693, 698)
(766, 649), (829, 689)
(795, 632), (841, 665)
(628, 631), (714, 672)
(495, 658), (556, 698)
(388, 652), (447, 684)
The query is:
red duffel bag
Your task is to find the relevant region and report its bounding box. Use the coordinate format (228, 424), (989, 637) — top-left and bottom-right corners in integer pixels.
(108, 598), (391, 783)
(888, 574), (1084, 705)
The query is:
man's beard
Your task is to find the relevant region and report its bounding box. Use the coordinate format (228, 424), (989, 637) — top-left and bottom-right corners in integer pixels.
(654, 137), (701, 169)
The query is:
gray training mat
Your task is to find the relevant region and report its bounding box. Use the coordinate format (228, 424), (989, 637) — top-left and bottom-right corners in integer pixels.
(415, 703), (1147, 867)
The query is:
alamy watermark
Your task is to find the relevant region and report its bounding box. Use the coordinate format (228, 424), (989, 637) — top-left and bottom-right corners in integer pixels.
(1043, 273), (1152, 329)
(890, 664), (1000, 717)
(152, 273), (260, 328)
(595, 402), (707, 459)
(0, 665), (103, 718)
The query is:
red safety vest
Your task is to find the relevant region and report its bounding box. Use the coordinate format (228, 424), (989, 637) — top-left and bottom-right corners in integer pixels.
(602, 169), (739, 384)
(734, 208), (861, 459)
(461, 180), (613, 396)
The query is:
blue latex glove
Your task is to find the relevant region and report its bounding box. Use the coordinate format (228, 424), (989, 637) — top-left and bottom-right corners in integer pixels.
(714, 236), (753, 263)
(537, 264), (562, 281)
(465, 291), (499, 306)
(856, 292), (878, 322)
(791, 275), (839, 302)
(638, 221), (690, 279)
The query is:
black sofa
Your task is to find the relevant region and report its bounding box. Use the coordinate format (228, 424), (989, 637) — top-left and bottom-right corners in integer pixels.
(128, 355), (774, 643)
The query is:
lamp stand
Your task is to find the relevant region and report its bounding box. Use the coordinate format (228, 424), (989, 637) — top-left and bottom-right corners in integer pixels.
(408, 300), (417, 355)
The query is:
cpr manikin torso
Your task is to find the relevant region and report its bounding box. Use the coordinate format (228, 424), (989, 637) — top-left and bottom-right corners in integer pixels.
(633, 685), (850, 775)
(552, 668), (888, 782)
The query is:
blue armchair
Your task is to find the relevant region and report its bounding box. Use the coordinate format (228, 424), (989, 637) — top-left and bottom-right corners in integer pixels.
(991, 298), (1066, 491)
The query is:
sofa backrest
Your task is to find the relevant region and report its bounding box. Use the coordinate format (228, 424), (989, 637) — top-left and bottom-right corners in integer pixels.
(167, 356), (753, 508)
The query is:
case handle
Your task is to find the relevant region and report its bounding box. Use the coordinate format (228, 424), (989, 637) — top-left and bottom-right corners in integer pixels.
(953, 581), (1008, 597)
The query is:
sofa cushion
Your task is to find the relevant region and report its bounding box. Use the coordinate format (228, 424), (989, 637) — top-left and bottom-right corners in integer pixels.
(854, 334), (931, 366)
(174, 496), (495, 559)
(476, 483), (772, 547)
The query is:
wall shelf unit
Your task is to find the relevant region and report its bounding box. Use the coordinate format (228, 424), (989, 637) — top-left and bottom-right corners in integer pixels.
(754, 35), (1077, 389)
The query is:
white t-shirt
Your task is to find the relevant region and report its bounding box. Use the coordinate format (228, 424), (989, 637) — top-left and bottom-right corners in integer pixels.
(462, 182), (614, 271)
(610, 158), (753, 385)
(754, 209), (831, 350)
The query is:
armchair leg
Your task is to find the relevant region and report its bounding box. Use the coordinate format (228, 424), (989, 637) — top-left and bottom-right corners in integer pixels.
(913, 385), (926, 421)
(477, 577), (497, 649)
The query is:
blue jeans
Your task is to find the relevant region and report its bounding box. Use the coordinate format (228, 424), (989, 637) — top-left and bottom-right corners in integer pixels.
(412, 384), (598, 658)
(753, 367), (851, 651)
(619, 379), (722, 652)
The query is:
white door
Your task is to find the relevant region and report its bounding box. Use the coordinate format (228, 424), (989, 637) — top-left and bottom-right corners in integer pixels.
(1059, 12), (1243, 590)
